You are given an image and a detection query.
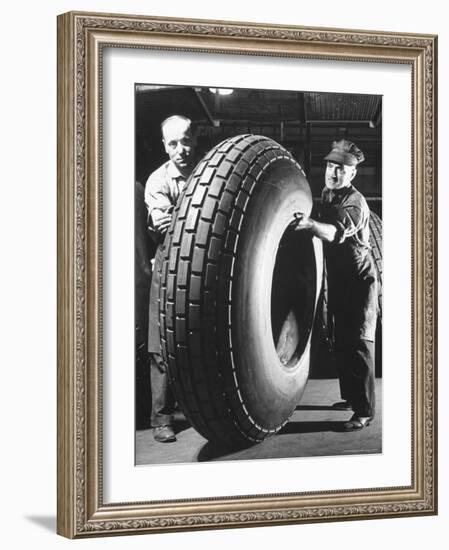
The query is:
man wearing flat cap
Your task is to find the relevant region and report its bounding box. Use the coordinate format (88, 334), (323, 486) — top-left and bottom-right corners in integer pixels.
(293, 139), (377, 431)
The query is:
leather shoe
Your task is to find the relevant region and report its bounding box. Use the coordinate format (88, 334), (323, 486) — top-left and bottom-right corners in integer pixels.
(153, 425), (176, 443)
(343, 414), (373, 431)
(332, 401), (352, 411)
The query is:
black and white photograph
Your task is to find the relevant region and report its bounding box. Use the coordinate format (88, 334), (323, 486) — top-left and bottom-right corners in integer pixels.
(134, 84), (383, 465)
(2, 0), (443, 544)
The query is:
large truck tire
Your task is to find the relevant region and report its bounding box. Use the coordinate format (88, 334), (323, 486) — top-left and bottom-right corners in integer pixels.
(369, 210), (383, 319)
(369, 210), (383, 376)
(159, 135), (323, 447)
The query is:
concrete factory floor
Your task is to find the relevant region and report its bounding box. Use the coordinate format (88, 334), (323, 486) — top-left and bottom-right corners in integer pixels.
(136, 378), (382, 465)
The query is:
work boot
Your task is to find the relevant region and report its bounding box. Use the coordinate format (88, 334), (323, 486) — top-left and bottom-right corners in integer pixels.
(153, 425), (176, 443)
(343, 414), (373, 431)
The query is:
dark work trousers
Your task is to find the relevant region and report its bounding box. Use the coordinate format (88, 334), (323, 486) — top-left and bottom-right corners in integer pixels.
(135, 181), (155, 429)
(148, 245), (175, 428)
(334, 338), (375, 417)
(149, 352), (176, 427)
(327, 247), (378, 418)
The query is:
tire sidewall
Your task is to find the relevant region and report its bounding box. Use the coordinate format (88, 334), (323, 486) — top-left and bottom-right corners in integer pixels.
(232, 159), (323, 429)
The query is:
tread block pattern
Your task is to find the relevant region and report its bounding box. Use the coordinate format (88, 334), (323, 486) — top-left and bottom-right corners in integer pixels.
(369, 210), (383, 319)
(159, 134), (300, 446)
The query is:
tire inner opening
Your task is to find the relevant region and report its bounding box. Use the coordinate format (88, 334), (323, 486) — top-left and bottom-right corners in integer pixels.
(271, 228), (316, 368)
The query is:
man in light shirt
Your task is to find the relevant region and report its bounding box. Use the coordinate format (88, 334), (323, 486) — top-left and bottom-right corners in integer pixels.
(144, 115), (197, 443)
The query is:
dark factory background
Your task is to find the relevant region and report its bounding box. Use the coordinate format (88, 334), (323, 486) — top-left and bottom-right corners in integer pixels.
(135, 84), (382, 214)
(135, 84), (382, 429)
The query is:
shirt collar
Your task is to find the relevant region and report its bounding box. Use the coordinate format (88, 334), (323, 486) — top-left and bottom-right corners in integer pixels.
(324, 184), (353, 198)
(167, 160), (185, 180)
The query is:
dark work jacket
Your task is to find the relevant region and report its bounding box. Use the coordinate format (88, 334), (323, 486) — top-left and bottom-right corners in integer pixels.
(135, 181), (155, 347)
(320, 184), (378, 342)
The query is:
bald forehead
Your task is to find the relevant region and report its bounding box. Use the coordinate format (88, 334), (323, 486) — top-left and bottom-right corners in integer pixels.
(162, 117), (192, 140)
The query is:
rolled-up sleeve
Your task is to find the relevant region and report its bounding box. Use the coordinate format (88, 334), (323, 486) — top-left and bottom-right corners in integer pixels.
(144, 170), (171, 219)
(328, 204), (365, 244)
(320, 187), (371, 249)
(144, 166), (172, 242)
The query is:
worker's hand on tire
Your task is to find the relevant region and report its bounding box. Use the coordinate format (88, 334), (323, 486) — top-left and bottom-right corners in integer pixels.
(291, 212), (313, 231)
(152, 210), (172, 234)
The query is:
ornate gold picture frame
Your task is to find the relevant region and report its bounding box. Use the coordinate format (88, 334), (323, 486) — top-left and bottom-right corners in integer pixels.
(57, 11), (437, 538)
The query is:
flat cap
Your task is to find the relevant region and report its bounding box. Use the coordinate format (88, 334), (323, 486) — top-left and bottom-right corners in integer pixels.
(324, 139), (365, 166)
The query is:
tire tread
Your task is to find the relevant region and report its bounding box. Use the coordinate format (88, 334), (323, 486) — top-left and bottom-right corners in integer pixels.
(160, 135), (299, 445)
